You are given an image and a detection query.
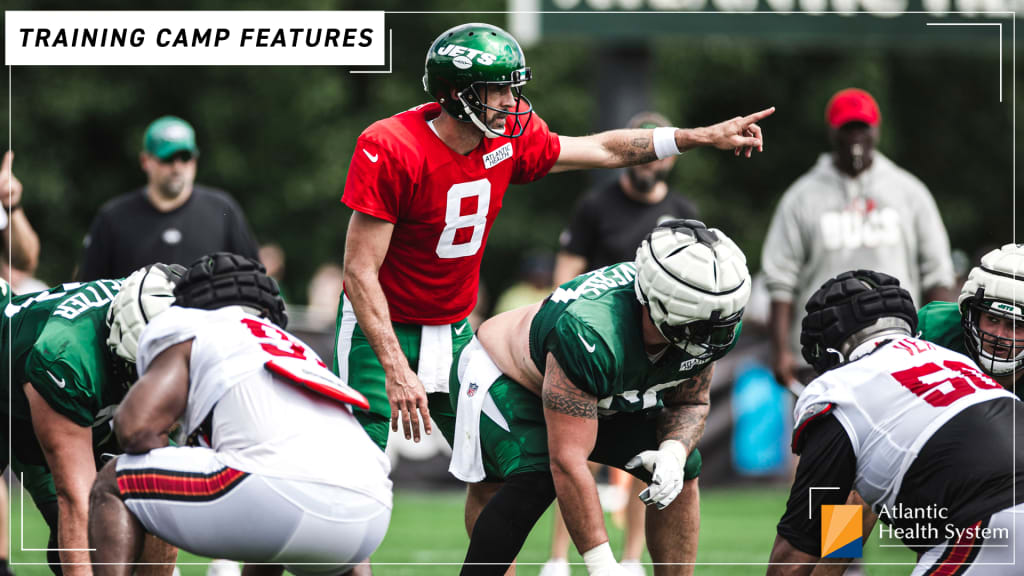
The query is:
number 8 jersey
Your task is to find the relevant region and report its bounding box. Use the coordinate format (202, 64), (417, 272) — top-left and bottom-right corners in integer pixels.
(342, 102), (561, 325)
(793, 336), (1016, 513)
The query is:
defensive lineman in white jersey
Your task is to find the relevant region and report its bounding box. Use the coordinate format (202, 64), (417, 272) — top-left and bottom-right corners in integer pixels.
(767, 270), (1023, 576)
(89, 253), (392, 576)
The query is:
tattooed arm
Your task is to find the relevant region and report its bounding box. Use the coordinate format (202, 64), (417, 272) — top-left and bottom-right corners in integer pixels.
(541, 352), (608, 554)
(657, 363), (714, 455)
(550, 107), (775, 173)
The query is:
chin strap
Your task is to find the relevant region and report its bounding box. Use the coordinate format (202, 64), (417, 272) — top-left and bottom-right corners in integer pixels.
(460, 93), (504, 138)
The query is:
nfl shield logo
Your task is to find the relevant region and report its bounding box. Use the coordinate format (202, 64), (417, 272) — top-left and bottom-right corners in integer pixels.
(467, 382), (479, 397)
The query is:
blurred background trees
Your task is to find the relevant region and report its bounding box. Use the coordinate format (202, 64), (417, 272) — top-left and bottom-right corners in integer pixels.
(2, 0), (1017, 306)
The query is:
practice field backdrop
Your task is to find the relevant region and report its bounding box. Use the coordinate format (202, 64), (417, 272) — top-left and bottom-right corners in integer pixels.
(10, 486), (915, 575)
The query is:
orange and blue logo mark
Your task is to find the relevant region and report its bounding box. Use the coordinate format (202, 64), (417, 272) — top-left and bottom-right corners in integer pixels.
(821, 505), (863, 558)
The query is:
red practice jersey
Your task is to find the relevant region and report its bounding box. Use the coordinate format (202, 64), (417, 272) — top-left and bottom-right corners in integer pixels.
(342, 103), (561, 324)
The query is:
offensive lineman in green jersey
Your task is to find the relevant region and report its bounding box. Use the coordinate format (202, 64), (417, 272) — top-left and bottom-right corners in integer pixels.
(918, 244), (1022, 396)
(1, 265), (181, 575)
(449, 220), (750, 576)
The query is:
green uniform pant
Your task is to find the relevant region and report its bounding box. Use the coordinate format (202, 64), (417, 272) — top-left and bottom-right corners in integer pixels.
(450, 365), (702, 483)
(332, 297), (473, 450)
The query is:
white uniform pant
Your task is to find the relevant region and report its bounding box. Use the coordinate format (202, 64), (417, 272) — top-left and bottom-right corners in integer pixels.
(115, 446), (391, 576)
(910, 502), (1024, 576)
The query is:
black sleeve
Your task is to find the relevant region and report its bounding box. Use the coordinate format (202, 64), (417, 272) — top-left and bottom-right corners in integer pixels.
(776, 415), (857, 557)
(77, 211), (111, 282)
(560, 193), (598, 259)
(224, 196), (260, 260)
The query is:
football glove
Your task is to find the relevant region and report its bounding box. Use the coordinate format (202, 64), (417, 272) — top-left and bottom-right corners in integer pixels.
(625, 440), (687, 510)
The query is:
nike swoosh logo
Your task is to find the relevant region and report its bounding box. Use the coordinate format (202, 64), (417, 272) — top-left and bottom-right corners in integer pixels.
(578, 333), (596, 353)
(46, 370), (66, 389)
(362, 149), (379, 163)
(454, 324), (467, 335)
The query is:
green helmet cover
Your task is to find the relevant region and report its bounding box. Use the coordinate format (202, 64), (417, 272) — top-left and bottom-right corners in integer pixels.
(422, 23), (533, 138)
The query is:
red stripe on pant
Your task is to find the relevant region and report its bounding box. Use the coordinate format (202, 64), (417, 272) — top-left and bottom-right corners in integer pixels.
(117, 466), (247, 499)
(928, 520), (981, 576)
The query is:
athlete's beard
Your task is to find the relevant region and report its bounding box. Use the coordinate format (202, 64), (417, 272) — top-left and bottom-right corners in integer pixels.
(628, 167), (670, 194)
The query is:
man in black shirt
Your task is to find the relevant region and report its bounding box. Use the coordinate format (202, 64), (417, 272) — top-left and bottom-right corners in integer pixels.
(767, 270), (1023, 576)
(78, 116), (259, 281)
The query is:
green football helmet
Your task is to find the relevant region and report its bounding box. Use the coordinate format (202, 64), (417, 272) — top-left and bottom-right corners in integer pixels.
(422, 23), (533, 138)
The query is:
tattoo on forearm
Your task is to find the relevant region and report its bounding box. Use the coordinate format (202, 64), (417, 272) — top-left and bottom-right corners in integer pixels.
(603, 131), (656, 164)
(657, 406), (707, 453)
(542, 357), (598, 420)
(662, 364), (713, 405)
(658, 365), (714, 452)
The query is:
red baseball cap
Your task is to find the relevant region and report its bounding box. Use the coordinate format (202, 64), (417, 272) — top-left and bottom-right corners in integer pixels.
(825, 88), (881, 128)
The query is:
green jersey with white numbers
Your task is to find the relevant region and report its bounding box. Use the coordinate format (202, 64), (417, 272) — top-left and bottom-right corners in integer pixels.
(2, 279), (125, 427)
(917, 301), (967, 356)
(528, 262), (740, 413)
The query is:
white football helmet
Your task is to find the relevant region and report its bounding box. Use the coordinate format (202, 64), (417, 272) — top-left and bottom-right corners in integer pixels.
(958, 243), (1024, 377)
(106, 263), (185, 366)
(634, 220), (751, 360)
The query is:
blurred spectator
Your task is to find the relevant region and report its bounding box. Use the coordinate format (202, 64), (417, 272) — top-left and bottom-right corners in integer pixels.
(77, 116), (259, 281)
(259, 242), (288, 301)
(1, 150), (41, 287)
(554, 111), (698, 285)
(307, 262), (345, 331)
(761, 88), (955, 390)
(492, 252), (554, 315)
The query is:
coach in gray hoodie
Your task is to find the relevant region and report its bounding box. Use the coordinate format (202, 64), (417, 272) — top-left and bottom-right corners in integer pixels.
(761, 88), (955, 389)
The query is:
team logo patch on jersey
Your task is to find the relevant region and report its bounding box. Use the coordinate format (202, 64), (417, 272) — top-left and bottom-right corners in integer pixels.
(483, 143), (514, 169)
(467, 381), (479, 397)
(821, 505), (863, 558)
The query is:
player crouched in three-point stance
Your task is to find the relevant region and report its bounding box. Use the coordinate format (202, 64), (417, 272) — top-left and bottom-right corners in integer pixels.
(451, 220), (750, 575)
(88, 253), (392, 576)
(767, 270), (1024, 576)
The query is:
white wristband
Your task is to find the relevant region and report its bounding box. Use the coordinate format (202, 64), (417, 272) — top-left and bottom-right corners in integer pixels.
(582, 542), (617, 575)
(659, 440), (688, 466)
(652, 127), (681, 159)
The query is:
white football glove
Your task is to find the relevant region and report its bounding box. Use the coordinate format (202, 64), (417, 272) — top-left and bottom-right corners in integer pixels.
(625, 440), (688, 510)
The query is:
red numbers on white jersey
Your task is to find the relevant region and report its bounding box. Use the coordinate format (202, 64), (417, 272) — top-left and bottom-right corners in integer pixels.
(891, 358), (1002, 407)
(240, 317), (328, 369)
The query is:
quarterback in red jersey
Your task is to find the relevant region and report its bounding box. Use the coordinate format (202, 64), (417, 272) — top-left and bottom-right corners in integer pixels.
(333, 22), (774, 456)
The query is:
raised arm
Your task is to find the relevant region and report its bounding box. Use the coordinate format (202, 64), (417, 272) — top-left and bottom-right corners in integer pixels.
(1, 151), (40, 274)
(343, 210), (431, 441)
(551, 107), (775, 173)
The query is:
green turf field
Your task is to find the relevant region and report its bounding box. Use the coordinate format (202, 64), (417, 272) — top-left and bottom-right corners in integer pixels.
(10, 486), (915, 575)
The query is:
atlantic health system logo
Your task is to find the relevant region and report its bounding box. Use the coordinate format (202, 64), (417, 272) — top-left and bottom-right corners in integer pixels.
(821, 505), (863, 558)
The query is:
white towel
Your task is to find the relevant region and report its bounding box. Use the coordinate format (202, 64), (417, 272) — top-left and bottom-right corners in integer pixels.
(417, 324), (454, 393)
(450, 338), (506, 483)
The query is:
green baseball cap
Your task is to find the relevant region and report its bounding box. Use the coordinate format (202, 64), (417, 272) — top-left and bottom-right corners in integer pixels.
(143, 116), (199, 160)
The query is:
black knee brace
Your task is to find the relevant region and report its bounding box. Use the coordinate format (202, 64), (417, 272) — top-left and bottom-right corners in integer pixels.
(461, 471), (557, 576)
